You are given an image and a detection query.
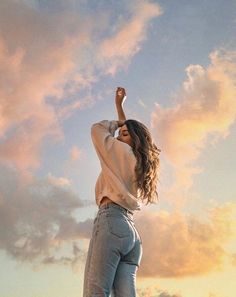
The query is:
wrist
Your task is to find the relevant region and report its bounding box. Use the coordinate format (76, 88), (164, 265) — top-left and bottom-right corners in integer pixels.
(117, 120), (126, 127)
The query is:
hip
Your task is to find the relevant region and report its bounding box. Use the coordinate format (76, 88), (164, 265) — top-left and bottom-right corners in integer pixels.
(95, 201), (142, 244)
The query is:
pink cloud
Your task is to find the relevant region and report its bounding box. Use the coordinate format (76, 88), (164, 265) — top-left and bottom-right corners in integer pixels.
(0, 0), (161, 173)
(0, 0), (161, 263)
(69, 146), (83, 162)
(98, 1), (162, 75)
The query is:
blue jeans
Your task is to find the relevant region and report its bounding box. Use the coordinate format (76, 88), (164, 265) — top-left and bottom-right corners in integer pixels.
(83, 202), (143, 297)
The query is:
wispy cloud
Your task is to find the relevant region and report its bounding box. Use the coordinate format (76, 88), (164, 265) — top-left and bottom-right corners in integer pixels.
(69, 146), (83, 162)
(47, 172), (71, 186)
(98, 0), (162, 75)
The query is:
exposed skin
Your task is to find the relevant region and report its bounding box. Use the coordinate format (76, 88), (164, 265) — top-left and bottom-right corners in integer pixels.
(117, 124), (133, 147)
(115, 87), (133, 146)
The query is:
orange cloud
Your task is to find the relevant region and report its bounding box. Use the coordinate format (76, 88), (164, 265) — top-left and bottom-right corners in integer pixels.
(150, 49), (236, 206)
(2, 162), (234, 276)
(137, 286), (182, 297)
(135, 203), (236, 277)
(231, 253), (236, 266)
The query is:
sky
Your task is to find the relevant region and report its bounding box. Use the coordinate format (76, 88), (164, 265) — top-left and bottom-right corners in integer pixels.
(0, 0), (236, 296)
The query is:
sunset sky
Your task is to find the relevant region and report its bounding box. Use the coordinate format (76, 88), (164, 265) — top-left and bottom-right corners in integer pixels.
(0, 0), (236, 296)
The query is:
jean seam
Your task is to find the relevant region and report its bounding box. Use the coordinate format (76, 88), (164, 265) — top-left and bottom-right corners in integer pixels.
(135, 226), (142, 244)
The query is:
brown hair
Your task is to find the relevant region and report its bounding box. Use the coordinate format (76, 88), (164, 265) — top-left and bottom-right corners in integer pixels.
(125, 119), (161, 205)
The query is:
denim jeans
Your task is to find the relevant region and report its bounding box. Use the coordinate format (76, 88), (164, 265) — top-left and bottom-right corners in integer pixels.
(83, 202), (143, 297)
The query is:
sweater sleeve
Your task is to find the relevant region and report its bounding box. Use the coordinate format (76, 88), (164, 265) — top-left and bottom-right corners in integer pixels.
(91, 120), (120, 162)
(91, 119), (135, 182)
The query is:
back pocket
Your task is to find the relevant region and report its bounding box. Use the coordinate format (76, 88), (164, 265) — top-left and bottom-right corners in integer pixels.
(106, 215), (131, 238)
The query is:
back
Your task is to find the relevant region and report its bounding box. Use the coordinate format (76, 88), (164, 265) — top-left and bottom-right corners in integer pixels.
(91, 120), (142, 212)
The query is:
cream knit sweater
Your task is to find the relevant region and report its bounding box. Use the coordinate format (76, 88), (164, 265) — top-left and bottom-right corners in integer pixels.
(91, 120), (142, 213)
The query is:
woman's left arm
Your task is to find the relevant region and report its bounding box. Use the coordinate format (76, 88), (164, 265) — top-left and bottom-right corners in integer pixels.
(91, 120), (126, 167)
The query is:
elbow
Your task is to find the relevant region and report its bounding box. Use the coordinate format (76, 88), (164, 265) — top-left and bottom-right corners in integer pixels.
(91, 123), (98, 136)
(91, 123), (100, 142)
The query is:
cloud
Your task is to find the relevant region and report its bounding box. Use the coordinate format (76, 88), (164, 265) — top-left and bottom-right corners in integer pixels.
(0, 2), (162, 270)
(0, 0), (161, 172)
(158, 293), (182, 297)
(69, 146), (83, 162)
(151, 49), (236, 202)
(137, 286), (182, 297)
(41, 241), (87, 272)
(98, 0), (162, 75)
(2, 161), (235, 276)
(0, 164), (93, 266)
(60, 146), (86, 181)
(135, 202), (236, 277)
(47, 172), (71, 186)
(0, 0), (78, 171)
(231, 253), (236, 266)
(2, 0), (162, 266)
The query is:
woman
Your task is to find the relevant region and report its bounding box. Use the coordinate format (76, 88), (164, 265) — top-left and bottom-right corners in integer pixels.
(83, 87), (161, 297)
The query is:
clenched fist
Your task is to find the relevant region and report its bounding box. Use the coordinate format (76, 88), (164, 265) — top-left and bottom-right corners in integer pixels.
(115, 87), (126, 106)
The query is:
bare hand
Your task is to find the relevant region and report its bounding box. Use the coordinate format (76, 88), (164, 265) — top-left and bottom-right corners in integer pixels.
(115, 87), (126, 106)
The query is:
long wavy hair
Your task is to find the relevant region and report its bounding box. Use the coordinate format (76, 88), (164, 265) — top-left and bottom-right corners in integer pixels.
(125, 119), (161, 205)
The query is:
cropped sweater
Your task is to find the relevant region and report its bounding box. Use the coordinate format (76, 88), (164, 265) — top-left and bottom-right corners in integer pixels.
(91, 120), (142, 213)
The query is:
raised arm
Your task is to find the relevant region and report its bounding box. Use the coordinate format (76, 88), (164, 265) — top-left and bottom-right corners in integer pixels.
(90, 87), (126, 156)
(115, 87), (127, 121)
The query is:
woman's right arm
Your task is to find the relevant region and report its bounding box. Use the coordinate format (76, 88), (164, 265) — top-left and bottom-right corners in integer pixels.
(115, 87), (127, 121)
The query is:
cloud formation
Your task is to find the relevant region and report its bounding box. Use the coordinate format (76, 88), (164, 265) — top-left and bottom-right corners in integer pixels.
(151, 49), (236, 200)
(0, 164), (93, 266)
(1, 163), (235, 275)
(137, 286), (182, 297)
(69, 146), (83, 162)
(0, 0), (162, 268)
(135, 202), (236, 277)
(98, 0), (162, 75)
(0, 0), (161, 172)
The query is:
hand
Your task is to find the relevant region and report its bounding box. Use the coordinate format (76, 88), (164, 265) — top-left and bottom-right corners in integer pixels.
(115, 87), (126, 106)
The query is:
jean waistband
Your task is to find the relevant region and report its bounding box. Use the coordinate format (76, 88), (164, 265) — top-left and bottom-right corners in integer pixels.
(99, 202), (134, 218)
